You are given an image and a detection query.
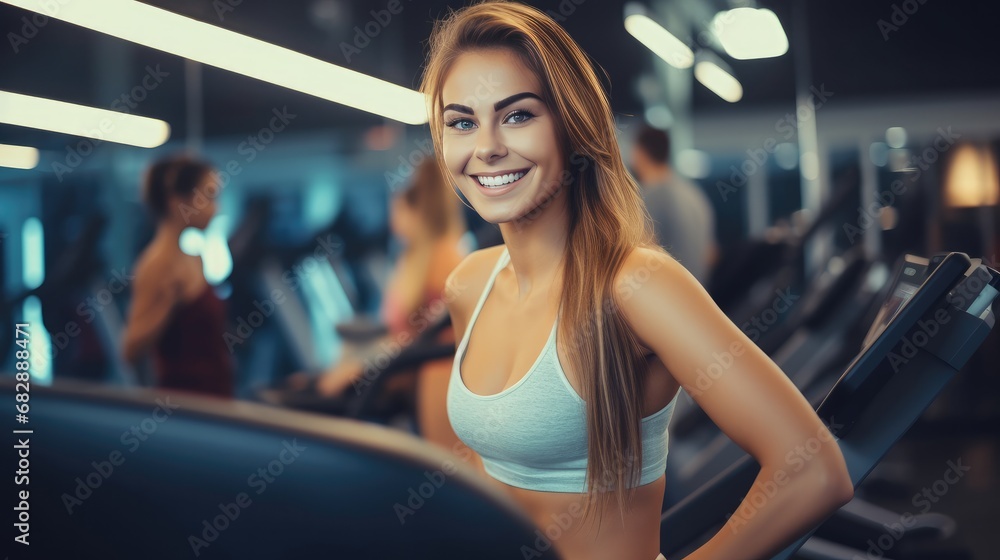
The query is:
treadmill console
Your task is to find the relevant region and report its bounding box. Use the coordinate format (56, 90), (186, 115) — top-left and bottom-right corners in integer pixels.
(861, 255), (930, 350)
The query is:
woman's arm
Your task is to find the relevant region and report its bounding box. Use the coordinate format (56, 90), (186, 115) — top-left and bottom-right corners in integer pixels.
(383, 248), (433, 330)
(121, 260), (180, 365)
(616, 248), (854, 560)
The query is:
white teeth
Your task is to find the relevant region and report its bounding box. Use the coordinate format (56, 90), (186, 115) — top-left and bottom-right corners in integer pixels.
(476, 171), (526, 188)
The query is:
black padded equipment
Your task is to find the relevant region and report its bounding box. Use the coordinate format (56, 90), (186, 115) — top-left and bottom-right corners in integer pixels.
(1, 379), (559, 560)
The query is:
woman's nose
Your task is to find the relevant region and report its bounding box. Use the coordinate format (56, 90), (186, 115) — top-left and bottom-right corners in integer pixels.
(474, 125), (507, 163)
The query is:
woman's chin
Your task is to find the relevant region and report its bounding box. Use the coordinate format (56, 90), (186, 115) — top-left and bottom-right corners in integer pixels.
(474, 208), (518, 226)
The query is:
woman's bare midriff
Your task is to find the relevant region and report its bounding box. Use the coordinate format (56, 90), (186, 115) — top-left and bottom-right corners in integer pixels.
(493, 473), (665, 560)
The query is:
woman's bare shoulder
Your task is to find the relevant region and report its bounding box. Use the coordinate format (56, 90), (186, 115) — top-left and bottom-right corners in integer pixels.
(444, 244), (506, 316)
(615, 246), (685, 356)
(616, 245), (685, 292)
(132, 241), (181, 291)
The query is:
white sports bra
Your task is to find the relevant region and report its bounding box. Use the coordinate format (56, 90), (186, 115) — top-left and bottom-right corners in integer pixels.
(446, 247), (678, 493)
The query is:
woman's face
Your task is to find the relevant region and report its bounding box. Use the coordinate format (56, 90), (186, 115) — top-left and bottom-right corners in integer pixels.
(440, 49), (564, 224)
(175, 172), (219, 230)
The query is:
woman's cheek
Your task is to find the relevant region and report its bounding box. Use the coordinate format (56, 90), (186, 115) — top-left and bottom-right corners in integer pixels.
(444, 142), (474, 189)
(441, 142), (463, 184)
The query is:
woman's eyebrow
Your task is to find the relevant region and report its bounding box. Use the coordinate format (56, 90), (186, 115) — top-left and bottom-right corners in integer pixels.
(493, 92), (542, 111)
(442, 92), (543, 116)
(443, 103), (474, 115)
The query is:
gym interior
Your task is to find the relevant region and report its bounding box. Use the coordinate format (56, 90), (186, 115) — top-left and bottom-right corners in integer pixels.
(1, 0), (998, 558)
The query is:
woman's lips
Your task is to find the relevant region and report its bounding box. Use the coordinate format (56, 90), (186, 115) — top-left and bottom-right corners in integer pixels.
(471, 168), (530, 197)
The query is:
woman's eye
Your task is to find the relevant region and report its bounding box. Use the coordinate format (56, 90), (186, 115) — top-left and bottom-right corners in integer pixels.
(504, 110), (534, 125)
(446, 118), (475, 131)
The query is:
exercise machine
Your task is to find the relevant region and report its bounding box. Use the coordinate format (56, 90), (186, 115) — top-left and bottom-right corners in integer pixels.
(661, 253), (998, 559)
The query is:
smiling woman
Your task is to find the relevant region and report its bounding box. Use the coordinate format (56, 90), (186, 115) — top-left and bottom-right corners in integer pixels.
(418, 2), (853, 560)
(438, 49), (566, 218)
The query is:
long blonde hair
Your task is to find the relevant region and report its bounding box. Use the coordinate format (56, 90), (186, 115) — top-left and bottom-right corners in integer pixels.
(420, 0), (666, 523)
(389, 157), (467, 323)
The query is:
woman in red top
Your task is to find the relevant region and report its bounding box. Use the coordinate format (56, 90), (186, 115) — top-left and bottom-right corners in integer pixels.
(316, 157), (468, 450)
(122, 155), (235, 398)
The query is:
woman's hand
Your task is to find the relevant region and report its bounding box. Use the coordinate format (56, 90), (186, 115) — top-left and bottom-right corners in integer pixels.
(316, 360), (367, 397)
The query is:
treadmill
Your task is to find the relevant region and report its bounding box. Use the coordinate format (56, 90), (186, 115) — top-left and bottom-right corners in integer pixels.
(661, 252), (999, 559)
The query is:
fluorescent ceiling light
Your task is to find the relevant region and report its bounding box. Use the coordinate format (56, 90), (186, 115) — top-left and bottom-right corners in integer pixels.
(644, 105), (674, 129)
(676, 149), (711, 179)
(869, 142), (889, 167)
(694, 61), (743, 102)
(775, 142), (798, 170)
(711, 8), (788, 60)
(886, 127), (907, 149)
(1, 0), (427, 125)
(801, 151), (819, 181)
(0, 90), (170, 148)
(22, 216), (44, 289)
(0, 143), (40, 169)
(625, 14), (694, 69)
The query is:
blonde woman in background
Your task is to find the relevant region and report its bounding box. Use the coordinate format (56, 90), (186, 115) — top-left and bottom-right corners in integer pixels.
(315, 156), (469, 452)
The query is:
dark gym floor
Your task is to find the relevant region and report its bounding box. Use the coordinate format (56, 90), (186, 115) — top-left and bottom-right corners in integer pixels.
(861, 408), (999, 560)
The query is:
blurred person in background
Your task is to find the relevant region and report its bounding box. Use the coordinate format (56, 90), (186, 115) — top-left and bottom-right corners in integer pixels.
(313, 156), (469, 451)
(631, 125), (718, 285)
(122, 155), (235, 398)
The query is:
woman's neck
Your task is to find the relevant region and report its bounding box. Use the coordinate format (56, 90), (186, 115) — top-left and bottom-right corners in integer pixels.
(153, 220), (186, 248)
(498, 184), (570, 302)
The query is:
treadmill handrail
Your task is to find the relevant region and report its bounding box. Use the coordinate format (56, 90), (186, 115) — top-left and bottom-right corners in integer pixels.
(346, 312), (454, 418)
